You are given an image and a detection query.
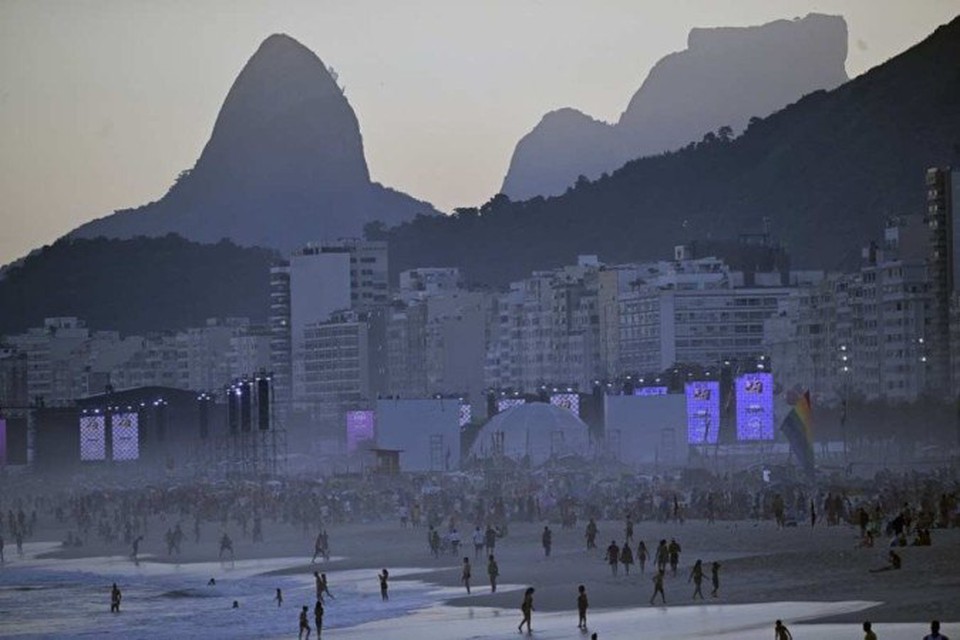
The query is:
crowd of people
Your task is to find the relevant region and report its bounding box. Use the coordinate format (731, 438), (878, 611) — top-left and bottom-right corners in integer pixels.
(1, 464), (958, 637)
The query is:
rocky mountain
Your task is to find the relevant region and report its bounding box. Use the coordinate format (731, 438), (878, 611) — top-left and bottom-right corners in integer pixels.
(71, 34), (436, 250)
(501, 13), (849, 200)
(381, 16), (960, 286)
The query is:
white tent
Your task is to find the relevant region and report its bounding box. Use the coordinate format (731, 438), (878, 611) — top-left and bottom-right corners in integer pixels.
(470, 402), (592, 466)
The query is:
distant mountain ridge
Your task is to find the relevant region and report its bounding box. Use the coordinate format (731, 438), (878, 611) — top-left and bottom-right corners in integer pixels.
(501, 13), (849, 200)
(71, 34), (436, 251)
(0, 235), (274, 336)
(382, 16), (960, 287)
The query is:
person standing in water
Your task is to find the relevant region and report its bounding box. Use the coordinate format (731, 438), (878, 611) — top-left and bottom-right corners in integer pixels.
(775, 620), (793, 640)
(711, 561), (721, 598)
(620, 540), (634, 575)
(314, 600), (324, 638)
(110, 583), (122, 613)
(298, 605), (311, 640)
(542, 526), (552, 557)
(606, 540), (620, 576)
(379, 569), (389, 601)
(650, 569), (666, 606)
(637, 540), (648, 574)
(275, 588), (283, 608)
(689, 559), (704, 600)
(487, 554), (499, 593)
(576, 584), (589, 630)
(461, 557), (472, 594)
(518, 587), (535, 634)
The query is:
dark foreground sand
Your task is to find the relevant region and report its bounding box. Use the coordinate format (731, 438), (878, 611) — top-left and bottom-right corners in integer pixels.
(40, 515), (960, 624)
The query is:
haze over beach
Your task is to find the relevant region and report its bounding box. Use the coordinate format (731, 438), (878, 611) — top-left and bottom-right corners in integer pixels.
(0, 0), (959, 264)
(3, 2), (960, 639)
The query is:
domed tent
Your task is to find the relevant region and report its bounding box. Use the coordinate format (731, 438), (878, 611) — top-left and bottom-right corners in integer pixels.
(469, 402), (592, 467)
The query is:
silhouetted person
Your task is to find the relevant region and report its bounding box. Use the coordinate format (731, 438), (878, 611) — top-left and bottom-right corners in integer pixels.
(379, 569), (389, 601)
(577, 584), (589, 629)
(314, 600), (324, 637)
(542, 526), (552, 557)
(606, 540), (620, 576)
(620, 541), (634, 575)
(689, 559), (704, 600)
(461, 557), (472, 594)
(862, 620), (877, 640)
(924, 620), (949, 640)
(275, 588), (283, 608)
(518, 587), (534, 634)
(775, 619), (793, 640)
(299, 605), (311, 639)
(219, 533), (233, 559)
(487, 554), (499, 592)
(711, 561), (721, 597)
(637, 540), (648, 574)
(650, 569), (666, 605)
(110, 583), (122, 613)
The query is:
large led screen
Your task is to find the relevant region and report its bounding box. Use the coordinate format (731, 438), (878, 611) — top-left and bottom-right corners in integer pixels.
(549, 393), (580, 416)
(111, 412), (140, 461)
(458, 403), (472, 428)
(346, 410), (375, 453)
(79, 415), (106, 461)
(685, 381), (720, 444)
(496, 397), (525, 413)
(634, 386), (668, 397)
(736, 372), (774, 440)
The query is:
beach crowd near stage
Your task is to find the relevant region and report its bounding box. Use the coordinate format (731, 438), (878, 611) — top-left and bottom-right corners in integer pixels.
(1, 465), (959, 638)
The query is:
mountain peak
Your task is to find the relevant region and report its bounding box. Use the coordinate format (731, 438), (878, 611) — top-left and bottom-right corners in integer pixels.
(70, 35), (435, 250)
(501, 13), (849, 200)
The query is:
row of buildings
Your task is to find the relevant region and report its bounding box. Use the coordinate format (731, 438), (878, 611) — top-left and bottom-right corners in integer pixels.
(2, 168), (958, 445)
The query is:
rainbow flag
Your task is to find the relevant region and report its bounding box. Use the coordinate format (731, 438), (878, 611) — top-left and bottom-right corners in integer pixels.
(781, 390), (815, 478)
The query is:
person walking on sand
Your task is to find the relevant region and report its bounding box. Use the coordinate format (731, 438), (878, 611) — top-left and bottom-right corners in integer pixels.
(775, 619), (793, 640)
(461, 557), (472, 594)
(219, 532), (234, 560)
(275, 588), (283, 608)
(518, 587), (535, 634)
(655, 539), (668, 573)
(542, 525), (552, 557)
(637, 540), (648, 574)
(472, 527), (485, 560)
(711, 561), (721, 598)
(319, 573), (335, 600)
(577, 584), (589, 630)
(312, 532), (325, 563)
(668, 538), (682, 576)
(862, 620), (877, 640)
(298, 605), (311, 640)
(924, 620), (949, 640)
(689, 559), (704, 600)
(110, 583), (122, 613)
(606, 540), (620, 576)
(379, 569), (389, 601)
(585, 517), (598, 550)
(625, 515), (634, 545)
(314, 600), (324, 638)
(650, 569), (666, 605)
(487, 554), (499, 593)
(620, 540), (634, 575)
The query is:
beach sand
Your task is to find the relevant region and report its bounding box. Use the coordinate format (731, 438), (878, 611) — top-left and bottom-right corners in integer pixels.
(32, 514), (960, 631)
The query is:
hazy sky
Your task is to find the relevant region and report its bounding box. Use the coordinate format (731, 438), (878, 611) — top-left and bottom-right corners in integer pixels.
(1, 0), (959, 266)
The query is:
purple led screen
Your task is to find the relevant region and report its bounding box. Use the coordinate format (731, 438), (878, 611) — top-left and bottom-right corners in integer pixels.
(0, 419), (6, 466)
(736, 372), (774, 440)
(549, 393), (580, 416)
(497, 398), (525, 413)
(346, 410), (375, 453)
(685, 381), (720, 444)
(111, 412), (140, 461)
(634, 386), (668, 397)
(458, 403), (472, 427)
(80, 415), (106, 461)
